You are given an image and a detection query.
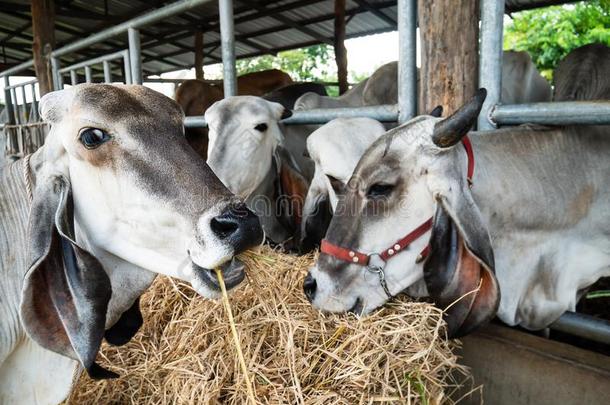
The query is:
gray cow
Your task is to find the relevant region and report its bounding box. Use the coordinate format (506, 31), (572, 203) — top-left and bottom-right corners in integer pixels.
(304, 89), (609, 337)
(554, 43), (610, 101)
(0, 84), (263, 404)
(295, 52), (550, 111)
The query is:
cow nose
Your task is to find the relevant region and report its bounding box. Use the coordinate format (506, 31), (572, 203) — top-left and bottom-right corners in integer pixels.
(211, 203), (264, 253)
(303, 272), (317, 302)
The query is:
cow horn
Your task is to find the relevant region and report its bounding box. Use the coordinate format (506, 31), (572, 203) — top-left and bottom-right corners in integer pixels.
(432, 88), (487, 148)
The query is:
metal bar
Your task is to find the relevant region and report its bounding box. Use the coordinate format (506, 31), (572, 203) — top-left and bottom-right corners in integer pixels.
(10, 87), (20, 124)
(123, 50), (132, 84)
(478, 0), (505, 130)
(70, 70), (78, 85)
(551, 311), (610, 345)
(103, 60), (112, 83)
(58, 50), (126, 73)
(85, 66), (92, 83)
(184, 104), (400, 128)
(50, 0), (215, 58)
(3, 76), (15, 125)
(491, 101), (610, 126)
(30, 82), (38, 121)
(0, 59), (33, 77)
(51, 57), (62, 90)
(397, 0), (417, 123)
(219, 0), (237, 97)
(19, 85), (27, 121)
(5, 78), (38, 90)
(128, 28), (142, 84)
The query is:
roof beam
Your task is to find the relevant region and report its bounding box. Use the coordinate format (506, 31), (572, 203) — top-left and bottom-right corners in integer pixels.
(244, 0), (333, 45)
(352, 0), (396, 27)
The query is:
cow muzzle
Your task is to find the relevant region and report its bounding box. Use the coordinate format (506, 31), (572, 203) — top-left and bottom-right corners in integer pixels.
(188, 202), (263, 298)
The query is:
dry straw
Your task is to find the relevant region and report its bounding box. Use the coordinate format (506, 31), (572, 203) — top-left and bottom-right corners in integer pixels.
(67, 247), (471, 404)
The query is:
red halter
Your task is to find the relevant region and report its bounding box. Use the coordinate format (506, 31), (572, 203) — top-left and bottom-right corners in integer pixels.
(320, 136), (475, 297)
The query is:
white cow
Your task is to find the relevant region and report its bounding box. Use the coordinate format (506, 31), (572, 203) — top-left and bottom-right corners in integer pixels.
(205, 96), (309, 248)
(304, 89), (609, 338)
(0, 84), (263, 404)
(299, 118), (386, 250)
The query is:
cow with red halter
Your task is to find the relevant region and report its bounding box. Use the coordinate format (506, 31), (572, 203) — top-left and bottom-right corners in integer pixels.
(304, 89), (610, 337)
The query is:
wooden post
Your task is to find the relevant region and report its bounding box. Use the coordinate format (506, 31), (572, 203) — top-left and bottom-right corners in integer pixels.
(418, 0), (478, 114)
(194, 30), (204, 80)
(334, 0), (348, 95)
(31, 0), (55, 95)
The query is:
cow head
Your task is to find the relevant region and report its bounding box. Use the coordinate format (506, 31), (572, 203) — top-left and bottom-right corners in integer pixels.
(304, 89), (500, 337)
(300, 118), (386, 251)
(20, 84), (263, 378)
(205, 96), (308, 246)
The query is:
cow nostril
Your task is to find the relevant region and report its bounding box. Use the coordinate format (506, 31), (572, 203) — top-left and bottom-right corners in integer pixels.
(210, 216), (239, 239)
(303, 272), (317, 302)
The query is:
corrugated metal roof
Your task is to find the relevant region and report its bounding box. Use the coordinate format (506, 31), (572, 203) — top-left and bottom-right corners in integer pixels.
(0, 0), (575, 78)
(0, 0), (400, 78)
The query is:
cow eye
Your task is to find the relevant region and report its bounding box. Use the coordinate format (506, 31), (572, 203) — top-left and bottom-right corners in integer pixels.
(367, 183), (395, 198)
(79, 128), (110, 149)
(254, 123), (268, 132)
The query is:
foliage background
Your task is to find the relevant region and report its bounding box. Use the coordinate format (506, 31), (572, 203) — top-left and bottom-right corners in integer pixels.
(235, 1), (609, 87)
(504, 0), (610, 80)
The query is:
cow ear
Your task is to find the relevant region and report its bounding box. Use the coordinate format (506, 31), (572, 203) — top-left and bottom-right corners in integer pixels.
(281, 108), (293, 120)
(104, 297), (143, 346)
(274, 146), (309, 234)
(429, 105), (443, 117)
(423, 194), (500, 338)
(20, 175), (117, 379)
(299, 174), (333, 253)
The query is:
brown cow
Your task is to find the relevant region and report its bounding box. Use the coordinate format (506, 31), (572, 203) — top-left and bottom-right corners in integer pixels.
(175, 69), (293, 158)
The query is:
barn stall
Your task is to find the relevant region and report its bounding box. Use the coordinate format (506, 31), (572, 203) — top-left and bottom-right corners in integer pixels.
(0, 0), (609, 404)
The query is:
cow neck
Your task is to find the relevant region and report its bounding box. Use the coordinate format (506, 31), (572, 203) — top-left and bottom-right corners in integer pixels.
(320, 136), (475, 298)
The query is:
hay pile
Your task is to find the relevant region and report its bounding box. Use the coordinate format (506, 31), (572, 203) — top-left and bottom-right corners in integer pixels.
(67, 247), (471, 404)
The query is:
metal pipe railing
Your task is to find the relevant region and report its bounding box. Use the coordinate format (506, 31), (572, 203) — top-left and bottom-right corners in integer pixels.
(4, 78), (38, 90)
(184, 104), (399, 127)
(49, 0), (215, 59)
(57, 50), (127, 73)
(551, 311), (610, 345)
(397, 0), (417, 123)
(478, 0), (505, 130)
(219, 0), (237, 96)
(491, 101), (610, 126)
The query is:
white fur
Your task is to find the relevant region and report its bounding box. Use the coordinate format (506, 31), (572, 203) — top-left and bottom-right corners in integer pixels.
(206, 96), (285, 199)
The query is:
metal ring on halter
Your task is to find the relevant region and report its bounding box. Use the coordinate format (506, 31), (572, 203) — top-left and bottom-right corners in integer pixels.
(366, 253), (392, 299)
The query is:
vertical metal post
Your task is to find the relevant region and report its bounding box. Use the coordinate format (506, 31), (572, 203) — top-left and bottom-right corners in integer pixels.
(70, 70), (78, 85)
(30, 83), (38, 121)
(123, 50), (132, 84)
(19, 85), (27, 121)
(85, 66), (92, 83)
(219, 0), (237, 97)
(478, 0), (504, 130)
(397, 0), (417, 123)
(51, 57), (62, 90)
(128, 28), (142, 84)
(10, 87), (20, 124)
(103, 60), (113, 83)
(3, 76), (15, 125)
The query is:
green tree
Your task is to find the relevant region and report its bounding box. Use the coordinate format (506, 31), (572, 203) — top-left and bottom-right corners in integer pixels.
(236, 44), (335, 82)
(504, 0), (610, 80)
